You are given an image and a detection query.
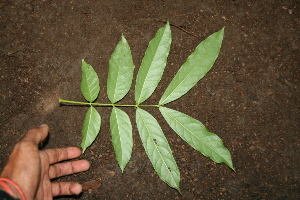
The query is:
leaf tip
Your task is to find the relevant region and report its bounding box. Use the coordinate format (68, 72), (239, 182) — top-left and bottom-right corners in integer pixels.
(81, 59), (87, 69)
(221, 26), (225, 34)
(165, 20), (171, 31)
(81, 59), (86, 66)
(120, 167), (125, 173)
(218, 26), (225, 37)
(81, 147), (86, 154)
(177, 188), (182, 195)
(225, 158), (235, 172)
(121, 33), (126, 40)
(230, 164), (236, 172)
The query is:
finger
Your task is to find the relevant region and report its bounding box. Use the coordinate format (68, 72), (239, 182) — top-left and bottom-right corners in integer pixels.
(49, 159), (90, 179)
(21, 124), (49, 145)
(52, 182), (83, 197)
(43, 147), (82, 164)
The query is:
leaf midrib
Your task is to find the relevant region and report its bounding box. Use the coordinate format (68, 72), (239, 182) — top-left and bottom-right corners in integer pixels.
(161, 107), (226, 162)
(137, 26), (169, 104)
(112, 62), (123, 103)
(84, 106), (94, 145)
(137, 109), (177, 188)
(160, 60), (194, 105)
(113, 108), (125, 162)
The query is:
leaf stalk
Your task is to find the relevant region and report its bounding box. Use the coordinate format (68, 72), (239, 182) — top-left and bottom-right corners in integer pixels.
(59, 99), (160, 108)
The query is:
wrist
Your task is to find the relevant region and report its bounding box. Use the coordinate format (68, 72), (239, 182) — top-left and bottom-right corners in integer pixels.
(0, 178), (26, 200)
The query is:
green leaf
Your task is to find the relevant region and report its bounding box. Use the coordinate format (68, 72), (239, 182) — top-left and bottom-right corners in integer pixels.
(159, 106), (234, 171)
(107, 35), (134, 103)
(135, 22), (172, 105)
(81, 59), (100, 102)
(110, 107), (133, 172)
(159, 27), (224, 105)
(81, 106), (101, 153)
(136, 108), (181, 192)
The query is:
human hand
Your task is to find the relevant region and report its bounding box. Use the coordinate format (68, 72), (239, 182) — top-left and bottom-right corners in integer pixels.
(0, 124), (90, 200)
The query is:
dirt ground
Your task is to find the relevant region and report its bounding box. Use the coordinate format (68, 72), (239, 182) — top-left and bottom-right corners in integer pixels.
(1, 0), (299, 199)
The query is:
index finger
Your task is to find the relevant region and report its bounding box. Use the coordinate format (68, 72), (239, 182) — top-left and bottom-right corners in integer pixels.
(21, 124), (49, 145)
(43, 147), (82, 164)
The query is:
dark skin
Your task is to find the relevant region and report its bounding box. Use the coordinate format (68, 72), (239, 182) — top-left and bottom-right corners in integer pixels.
(0, 124), (90, 200)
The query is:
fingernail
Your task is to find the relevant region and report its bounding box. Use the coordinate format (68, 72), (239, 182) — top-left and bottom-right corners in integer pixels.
(39, 124), (47, 127)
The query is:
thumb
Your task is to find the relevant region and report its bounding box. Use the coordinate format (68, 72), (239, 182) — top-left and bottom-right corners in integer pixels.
(21, 124), (49, 145)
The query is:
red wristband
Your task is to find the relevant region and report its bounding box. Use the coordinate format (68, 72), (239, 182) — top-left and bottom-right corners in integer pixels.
(0, 178), (26, 200)
(0, 180), (14, 196)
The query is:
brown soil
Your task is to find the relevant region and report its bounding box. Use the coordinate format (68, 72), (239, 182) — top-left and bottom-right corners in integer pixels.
(1, 0), (299, 199)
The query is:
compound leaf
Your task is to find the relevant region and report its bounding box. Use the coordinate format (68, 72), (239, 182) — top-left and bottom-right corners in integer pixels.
(107, 35), (134, 103)
(135, 22), (172, 105)
(81, 59), (100, 102)
(110, 107), (133, 172)
(159, 27), (224, 105)
(159, 106), (234, 171)
(81, 106), (101, 153)
(136, 108), (181, 193)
